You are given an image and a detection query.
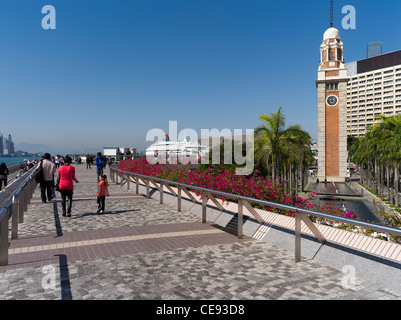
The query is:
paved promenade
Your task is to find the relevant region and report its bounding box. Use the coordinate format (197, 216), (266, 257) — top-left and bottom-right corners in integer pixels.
(1, 164), (401, 301)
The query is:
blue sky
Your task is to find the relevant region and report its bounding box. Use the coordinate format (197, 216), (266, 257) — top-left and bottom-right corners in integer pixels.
(1, 0), (401, 153)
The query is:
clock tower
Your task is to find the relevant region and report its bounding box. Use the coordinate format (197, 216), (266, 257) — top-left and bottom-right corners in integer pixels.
(316, 11), (349, 182)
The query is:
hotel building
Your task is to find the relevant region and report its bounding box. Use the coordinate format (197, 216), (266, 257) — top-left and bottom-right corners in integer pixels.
(346, 50), (401, 137)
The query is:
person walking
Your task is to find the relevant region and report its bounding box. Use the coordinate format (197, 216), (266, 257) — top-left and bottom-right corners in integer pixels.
(95, 152), (105, 182)
(86, 155), (91, 169)
(40, 153), (56, 203)
(54, 155), (60, 168)
(0, 162), (9, 191)
(58, 156), (79, 217)
(96, 173), (109, 213)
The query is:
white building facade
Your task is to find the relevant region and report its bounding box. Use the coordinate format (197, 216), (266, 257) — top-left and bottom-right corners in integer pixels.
(346, 50), (401, 137)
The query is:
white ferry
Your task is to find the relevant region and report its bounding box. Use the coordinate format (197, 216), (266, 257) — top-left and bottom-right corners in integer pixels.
(145, 135), (209, 160)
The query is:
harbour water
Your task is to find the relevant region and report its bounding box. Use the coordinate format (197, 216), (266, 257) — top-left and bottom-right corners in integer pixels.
(0, 156), (37, 166)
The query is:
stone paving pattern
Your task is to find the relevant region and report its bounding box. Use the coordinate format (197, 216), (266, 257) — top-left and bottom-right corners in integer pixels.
(1, 164), (401, 300)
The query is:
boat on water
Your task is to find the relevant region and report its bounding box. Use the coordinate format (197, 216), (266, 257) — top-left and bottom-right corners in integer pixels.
(145, 134), (209, 163)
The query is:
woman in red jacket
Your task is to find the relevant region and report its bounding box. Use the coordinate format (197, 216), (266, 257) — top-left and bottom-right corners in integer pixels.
(58, 156), (79, 217)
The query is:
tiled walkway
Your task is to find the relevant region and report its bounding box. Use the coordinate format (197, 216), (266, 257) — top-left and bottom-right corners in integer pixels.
(1, 164), (401, 300)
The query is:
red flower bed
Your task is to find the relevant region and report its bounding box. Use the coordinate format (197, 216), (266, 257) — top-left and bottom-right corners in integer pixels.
(117, 157), (357, 220)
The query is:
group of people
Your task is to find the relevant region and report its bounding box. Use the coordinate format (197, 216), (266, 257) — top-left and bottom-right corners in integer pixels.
(52, 155), (65, 168)
(38, 153), (78, 217)
(38, 152), (109, 217)
(0, 159), (41, 190)
(85, 154), (113, 170)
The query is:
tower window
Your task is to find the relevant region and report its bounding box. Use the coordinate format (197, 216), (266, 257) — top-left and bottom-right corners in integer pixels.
(329, 49), (334, 61)
(326, 83), (339, 91)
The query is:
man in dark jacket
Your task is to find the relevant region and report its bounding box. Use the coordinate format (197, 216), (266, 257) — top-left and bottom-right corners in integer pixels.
(95, 152), (105, 182)
(40, 153), (56, 203)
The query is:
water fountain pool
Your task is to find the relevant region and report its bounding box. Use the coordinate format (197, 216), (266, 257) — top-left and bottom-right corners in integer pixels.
(315, 181), (381, 223)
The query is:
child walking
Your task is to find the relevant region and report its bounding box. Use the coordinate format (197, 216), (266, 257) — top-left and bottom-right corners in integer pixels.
(96, 174), (109, 213)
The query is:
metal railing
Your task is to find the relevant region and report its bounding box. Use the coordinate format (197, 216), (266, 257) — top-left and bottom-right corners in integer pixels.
(0, 164), (39, 265)
(110, 165), (401, 262)
(3, 162), (31, 185)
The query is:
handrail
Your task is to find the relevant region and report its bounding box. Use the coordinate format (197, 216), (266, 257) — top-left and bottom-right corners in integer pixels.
(0, 162), (28, 187)
(0, 207), (6, 222)
(111, 166), (401, 236)
(0, 166), (37, 207)
(0, 164), (40, 265)
(111, 164), (401, 262)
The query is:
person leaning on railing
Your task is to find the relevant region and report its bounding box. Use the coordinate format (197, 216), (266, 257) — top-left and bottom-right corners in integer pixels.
(16, 164), (27, 179)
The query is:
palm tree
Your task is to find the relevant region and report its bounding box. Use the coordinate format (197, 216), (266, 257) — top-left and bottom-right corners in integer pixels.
(352, 114), (401, 206)
(347, 135), (359, 177)
(254, 107), (313, 195)
(353, 126), (380, 192)
(255, 107), (286, 181)
(374, 115), (401, 206)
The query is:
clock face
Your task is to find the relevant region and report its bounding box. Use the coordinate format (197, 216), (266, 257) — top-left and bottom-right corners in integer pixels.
(326, 95), (338, 107)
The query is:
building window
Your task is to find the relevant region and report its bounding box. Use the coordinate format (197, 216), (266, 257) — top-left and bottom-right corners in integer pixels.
(329, 49), (334, 61)
(326, 83), (339, 91)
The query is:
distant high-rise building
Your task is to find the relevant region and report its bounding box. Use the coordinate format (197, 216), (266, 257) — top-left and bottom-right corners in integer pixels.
(367, 42), (383, 58)
(0, 132), (3, 155)
(3, 134), (15, 155)
(7, 134), (14, 155)
(9, 136), (14, 155)
(3, 137), (9, 155)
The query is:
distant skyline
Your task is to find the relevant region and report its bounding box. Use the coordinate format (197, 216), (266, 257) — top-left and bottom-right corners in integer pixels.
(1, 0), (401, 153)
(0, 132), (15, 155)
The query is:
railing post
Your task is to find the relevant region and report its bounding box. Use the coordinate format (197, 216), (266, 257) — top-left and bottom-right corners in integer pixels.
(127, 175), (130, 190)
(202, 193), (207, 223)
(0, 209), (9, 266)
(26, 184), (32, 204)
(135, 176), (139, 194)
(11, 196), (19, 240)
(23, 187), (29, 212)
(238, 199), (243, 239)
(19, 192), (25, 223)
(295, 211), (301, 262)
(146, 179), (150, 198)
(160, 182), (164, 204)
(177, 186), (182, 212)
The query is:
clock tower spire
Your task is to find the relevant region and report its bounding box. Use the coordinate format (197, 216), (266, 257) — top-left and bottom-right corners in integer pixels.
(316, 6), (349, 182)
